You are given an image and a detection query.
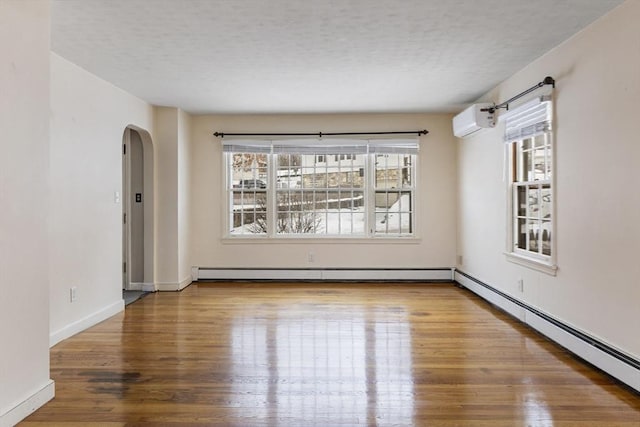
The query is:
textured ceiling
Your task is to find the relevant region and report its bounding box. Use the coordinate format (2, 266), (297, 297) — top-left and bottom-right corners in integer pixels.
(51, 0), (623, 114)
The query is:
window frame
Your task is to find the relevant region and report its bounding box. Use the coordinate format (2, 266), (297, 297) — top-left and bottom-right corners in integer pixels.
(223, 139), (418, 240)
(504, 96), (557, 275)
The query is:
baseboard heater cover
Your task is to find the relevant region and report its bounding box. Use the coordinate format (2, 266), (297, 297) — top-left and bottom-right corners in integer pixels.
(195, 267), (454, 282)
(455, 270), (640, 393)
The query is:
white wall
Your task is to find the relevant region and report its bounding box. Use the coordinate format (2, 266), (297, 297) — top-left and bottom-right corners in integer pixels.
(154, 107), (179, 287)
(178, 110), (192, 286)
(154, 107), (193, 290)
(190, 114), (457, 269)
(457, 0), (640, 358)
(49, 53), (154, 345)
(0, 0), (53, 423)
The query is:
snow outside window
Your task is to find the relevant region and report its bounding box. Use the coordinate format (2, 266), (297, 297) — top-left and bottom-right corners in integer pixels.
(224, 139), (417, 238)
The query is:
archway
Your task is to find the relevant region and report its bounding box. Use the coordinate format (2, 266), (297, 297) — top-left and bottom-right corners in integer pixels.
(122, 126), (155, 291)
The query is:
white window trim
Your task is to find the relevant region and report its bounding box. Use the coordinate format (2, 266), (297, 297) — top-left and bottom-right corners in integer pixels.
(503, 95), (557, 275)
(222, 138), (418, 240)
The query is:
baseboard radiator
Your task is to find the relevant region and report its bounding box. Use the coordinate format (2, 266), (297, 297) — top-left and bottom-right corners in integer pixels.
(194, 267), (454, 282)
(455, 270), (640, 393)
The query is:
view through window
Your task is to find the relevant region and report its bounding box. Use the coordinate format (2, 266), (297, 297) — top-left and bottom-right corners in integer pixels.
(224, 139), (417, 238)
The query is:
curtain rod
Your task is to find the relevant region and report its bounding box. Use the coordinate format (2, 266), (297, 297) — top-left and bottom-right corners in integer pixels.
(213, 130), (428, 138)
(482, 76), (555, 114)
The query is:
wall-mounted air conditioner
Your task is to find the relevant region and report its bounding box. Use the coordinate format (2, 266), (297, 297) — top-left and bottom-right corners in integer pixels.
(452, 103), (496, 138)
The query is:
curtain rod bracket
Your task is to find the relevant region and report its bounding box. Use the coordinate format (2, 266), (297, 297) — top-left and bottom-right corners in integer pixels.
(481, 76), (555, 114)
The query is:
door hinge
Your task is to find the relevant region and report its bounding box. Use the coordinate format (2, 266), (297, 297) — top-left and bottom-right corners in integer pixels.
(123, 213), (126, 224)
(123, 262), (126, 274)
(123, 144), (126, 155)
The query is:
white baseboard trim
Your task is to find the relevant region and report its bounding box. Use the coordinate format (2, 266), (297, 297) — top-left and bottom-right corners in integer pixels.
(195, 267), (453, 282)
(49, 299), (124, 347)
(178, 276), (192, 290)
(127, 282), (156, 292)
(141, 282), (157, 292)
(156, 276), (193, 292)
(455, 270), (640, 393)
(0, 380), (54, 427)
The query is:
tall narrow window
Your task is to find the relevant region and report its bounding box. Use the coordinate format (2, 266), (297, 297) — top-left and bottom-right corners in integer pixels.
(505, 96), (556, 273)
(370, 140), (417, 236)
(223, 138), (418, 238)
(224, 141), (270, 236)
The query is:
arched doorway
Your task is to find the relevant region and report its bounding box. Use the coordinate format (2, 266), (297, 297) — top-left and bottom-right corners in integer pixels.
(122, 126), (155, 292)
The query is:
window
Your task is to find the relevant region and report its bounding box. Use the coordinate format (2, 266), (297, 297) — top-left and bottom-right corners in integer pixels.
(374, 153), (414, 234)
(333, 154), (354, 161)
(224, 139), (418, 238)
(225, 142), (270, 235)
(505, 96), (556, 273)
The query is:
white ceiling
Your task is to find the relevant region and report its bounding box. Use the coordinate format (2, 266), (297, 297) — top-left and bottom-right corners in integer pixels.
(51, 0), (622, 114)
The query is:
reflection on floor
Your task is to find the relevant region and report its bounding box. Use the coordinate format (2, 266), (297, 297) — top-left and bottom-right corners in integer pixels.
(23, 283), (640, 426)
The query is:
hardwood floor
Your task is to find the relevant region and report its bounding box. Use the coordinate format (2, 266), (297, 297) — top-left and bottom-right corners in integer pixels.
(22, 282), (640, 426)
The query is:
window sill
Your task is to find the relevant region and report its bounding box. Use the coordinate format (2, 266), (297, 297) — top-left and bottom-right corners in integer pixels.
(504, 252), (557, 276)
(223, 236), (421, 245)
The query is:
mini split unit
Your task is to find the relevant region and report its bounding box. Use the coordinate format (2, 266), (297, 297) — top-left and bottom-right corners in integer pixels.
(452, 103), (496, 138)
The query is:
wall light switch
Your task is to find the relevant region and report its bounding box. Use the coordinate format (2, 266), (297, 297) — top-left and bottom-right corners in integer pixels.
(114, 191), (120, 203)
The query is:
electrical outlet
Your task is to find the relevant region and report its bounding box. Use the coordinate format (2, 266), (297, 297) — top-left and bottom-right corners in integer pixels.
(70, 286), (78, 302)
(517, 279), (524, 293)
(308, 252), (315, 263)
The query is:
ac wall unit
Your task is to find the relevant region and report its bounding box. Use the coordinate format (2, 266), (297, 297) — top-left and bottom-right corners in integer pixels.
(452, 103), (496, 138)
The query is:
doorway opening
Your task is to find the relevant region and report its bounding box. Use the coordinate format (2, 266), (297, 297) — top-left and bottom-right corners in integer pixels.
(123, 126), (155, 293)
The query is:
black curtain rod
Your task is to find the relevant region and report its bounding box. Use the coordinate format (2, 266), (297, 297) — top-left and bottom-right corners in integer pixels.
(213, 130), (428, 138)
(482, 76), (555, 113)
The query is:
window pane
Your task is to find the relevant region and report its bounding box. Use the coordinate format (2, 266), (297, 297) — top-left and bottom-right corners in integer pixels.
(516, 218), (527, 250)
(401, 155), (413, 188)
(542, 221), (552, 256)
(545, 151), (553, 180)
(313, 193), (327, 211)
(230, 191), (267, 235)
(516, 186), (527, 216)
(540, 186), (551, 220)
(375, 191), (412, 235)
(230, 153), (268, 188)
(527, 187), (539, 219)
(375, 154), (413, 190)
(528, 221), (539, 253)
(517, 149), (530, 182)
(533, 148), (546, 181)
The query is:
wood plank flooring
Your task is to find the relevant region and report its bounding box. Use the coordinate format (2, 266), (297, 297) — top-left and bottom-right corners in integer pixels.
(22, 282), (640, 426)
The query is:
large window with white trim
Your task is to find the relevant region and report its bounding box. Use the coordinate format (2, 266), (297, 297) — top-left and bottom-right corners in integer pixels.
(224, 139), (418, 238)
(505, 96), (555, 270)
